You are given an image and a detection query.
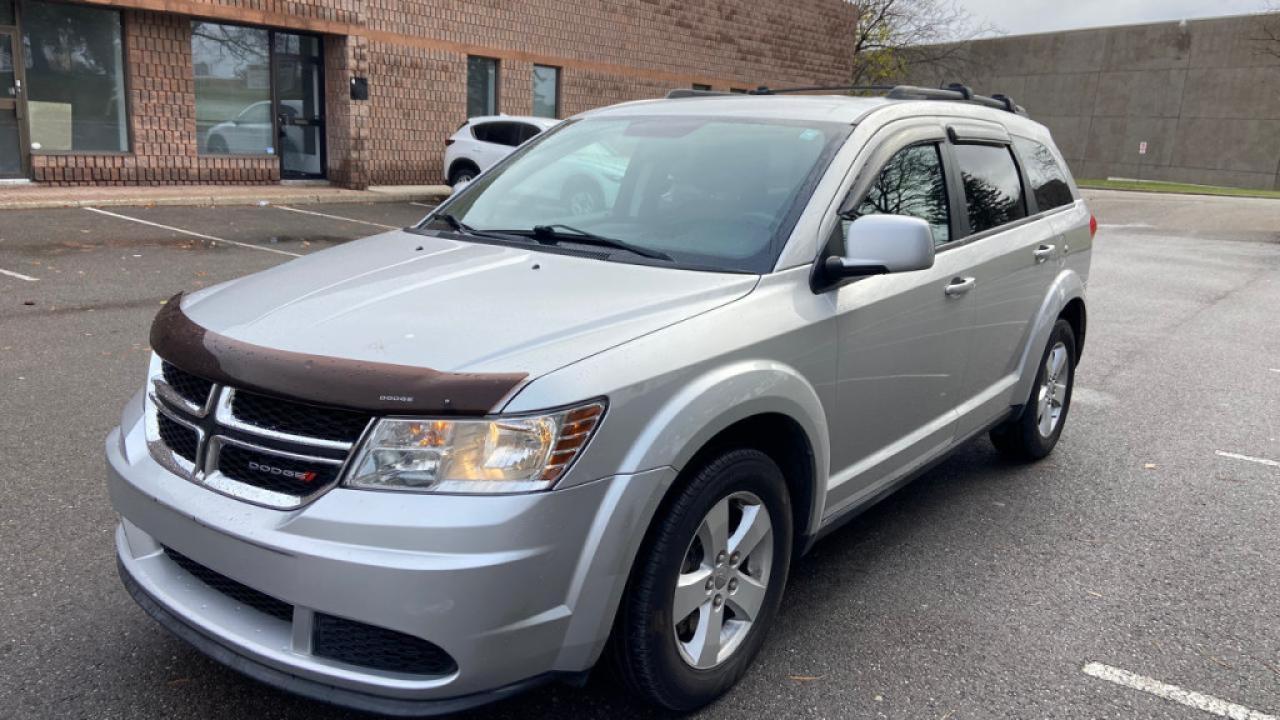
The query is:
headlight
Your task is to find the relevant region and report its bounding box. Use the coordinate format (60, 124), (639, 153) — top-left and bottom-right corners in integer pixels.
(344, 400), (605, 494)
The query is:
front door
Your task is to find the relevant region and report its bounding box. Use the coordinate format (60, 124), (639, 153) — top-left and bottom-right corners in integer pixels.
(823, 129), (975, 518)
(0, 23), (30, 179)
(272, 32), (324, 179)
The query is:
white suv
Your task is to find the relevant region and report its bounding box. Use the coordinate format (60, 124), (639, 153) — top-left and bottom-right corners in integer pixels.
(443, 115), (560, 186)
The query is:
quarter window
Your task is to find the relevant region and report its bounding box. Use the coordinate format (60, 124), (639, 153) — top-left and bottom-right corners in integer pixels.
(1013, 137), (1073, 211)
(532, 64), (559, 119)
(954, 144), (1026, 234)
(848, 143), (951, 246)
(22, 0), (128, 153)
(467, 56), (499, 118)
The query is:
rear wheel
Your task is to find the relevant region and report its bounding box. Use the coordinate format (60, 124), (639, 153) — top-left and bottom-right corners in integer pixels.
(612, 448), (793, 712)
(990, 318), (1077, 460)
(448, 162), (478, 186)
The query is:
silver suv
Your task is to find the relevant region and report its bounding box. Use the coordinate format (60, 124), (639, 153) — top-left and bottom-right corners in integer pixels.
(108, 86), (1094, 715)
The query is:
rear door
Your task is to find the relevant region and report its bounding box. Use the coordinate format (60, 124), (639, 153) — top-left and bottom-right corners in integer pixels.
(948, 126), (1066, 439)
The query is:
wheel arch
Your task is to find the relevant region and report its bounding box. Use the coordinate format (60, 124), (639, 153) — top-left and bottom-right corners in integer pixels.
(447, 158), (480, 183)
(1011, 269), (1087, 404)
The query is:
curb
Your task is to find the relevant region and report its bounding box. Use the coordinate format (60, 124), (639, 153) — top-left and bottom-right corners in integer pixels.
(0, 187), (452, 211)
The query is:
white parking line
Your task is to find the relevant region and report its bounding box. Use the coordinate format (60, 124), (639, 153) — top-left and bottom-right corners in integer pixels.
(1083, 662), (1277, 719)
(274, 205), (398, 230)
(0, 267), (39, 282)
(1215, 451), (1280, 468)
(83, 207), (301, 258)
(1270, 368), (1280, 374)
(410, 201), (435, 208)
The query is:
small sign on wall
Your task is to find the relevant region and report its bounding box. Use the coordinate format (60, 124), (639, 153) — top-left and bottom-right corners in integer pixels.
(1138, 141), (1148, 155)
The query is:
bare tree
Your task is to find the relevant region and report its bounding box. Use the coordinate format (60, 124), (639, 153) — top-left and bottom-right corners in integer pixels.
(847, 0), (1000, 86)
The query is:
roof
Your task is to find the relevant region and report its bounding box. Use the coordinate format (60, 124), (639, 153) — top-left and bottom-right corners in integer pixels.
(581, 95), (894, 124)
(466, 115), (562, 128)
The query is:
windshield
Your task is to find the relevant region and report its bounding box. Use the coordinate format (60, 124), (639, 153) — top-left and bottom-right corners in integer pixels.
(424, 115), (851, 273)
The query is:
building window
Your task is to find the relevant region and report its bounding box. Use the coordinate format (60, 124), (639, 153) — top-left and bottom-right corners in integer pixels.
(692, 83), (712, 91)
(192, 22), (271, 155)
(531, 64), (559, 118)
(21, 0), (127, 153)
(467, 56), (499, 118)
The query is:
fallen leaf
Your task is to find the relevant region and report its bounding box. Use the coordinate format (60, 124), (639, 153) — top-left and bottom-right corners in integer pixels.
(1143, 463), (1157, 469)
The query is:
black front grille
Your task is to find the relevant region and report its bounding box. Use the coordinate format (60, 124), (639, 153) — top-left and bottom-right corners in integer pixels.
(164, 547), (293, 622)
(314, 613), (457, 676)
(161, 361), (214, 409)
(157, 414), (199, 463)
(232, 390), (371, 443)
(217, 443), (339, 496)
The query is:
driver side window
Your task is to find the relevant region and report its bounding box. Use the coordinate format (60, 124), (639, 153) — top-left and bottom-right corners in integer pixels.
(846, 143), (951, 246)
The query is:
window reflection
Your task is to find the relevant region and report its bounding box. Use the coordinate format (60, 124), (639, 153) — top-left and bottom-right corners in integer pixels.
(954, 144), (1026, 233)
(22, 0), (127, 152)
(192, 22), (271, 155)
(851, 144), (951, 245)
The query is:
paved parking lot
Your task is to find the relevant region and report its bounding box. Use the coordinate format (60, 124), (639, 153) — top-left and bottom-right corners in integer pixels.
(1, 191), (1277, 719)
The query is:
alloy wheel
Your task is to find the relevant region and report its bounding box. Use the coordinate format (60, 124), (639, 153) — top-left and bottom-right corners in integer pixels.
(672, 491), (773, 670)
(1036, 341), (1070, 437)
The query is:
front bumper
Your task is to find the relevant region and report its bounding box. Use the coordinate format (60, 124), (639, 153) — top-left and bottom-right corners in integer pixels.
(107, 421), (675, 712)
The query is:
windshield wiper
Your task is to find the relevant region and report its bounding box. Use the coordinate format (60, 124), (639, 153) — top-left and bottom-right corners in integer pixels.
(528, 224), (673, 261)
(429, 213), (533, 244)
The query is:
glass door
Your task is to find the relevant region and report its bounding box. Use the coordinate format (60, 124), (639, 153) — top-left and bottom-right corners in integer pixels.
(0, 23), (30, 178)
(272, 32), (324, 179)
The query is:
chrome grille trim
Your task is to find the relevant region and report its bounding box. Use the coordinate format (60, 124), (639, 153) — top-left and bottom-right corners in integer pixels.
(203, 435), (345, 510)
(144, 360), (368, 510)
(144, 394), (204, 481)
(215, 388), (359, 452)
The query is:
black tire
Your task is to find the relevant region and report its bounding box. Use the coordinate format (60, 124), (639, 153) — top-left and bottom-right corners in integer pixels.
(562, 176), (605, 216)
(990, 318), (1077, 461)
(448, 162), (479, 186)
(611, 448), (793, 713)
(206, 135), (229, 154)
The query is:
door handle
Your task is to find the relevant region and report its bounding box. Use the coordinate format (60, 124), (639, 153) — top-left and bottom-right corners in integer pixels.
(1033, 244), (1056, 263)
(944, 276), (975, 297)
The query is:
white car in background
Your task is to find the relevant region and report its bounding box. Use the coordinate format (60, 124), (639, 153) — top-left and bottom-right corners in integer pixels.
(444, 115), (560, 186)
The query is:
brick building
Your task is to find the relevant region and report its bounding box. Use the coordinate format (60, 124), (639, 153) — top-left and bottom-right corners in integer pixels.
(0, 0), (858, 188)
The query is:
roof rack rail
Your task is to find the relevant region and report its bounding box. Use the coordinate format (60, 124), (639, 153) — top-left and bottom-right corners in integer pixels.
(663, 82), (1027, 116)
(665, 88), (732, 99)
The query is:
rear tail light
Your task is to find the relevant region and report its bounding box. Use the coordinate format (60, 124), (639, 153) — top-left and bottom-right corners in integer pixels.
(1089, 214), (1098, 239)
(445, 138), (455, 146)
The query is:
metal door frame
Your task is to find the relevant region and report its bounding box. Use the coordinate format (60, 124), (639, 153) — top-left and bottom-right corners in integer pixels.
(269, 30), (325, 180)
(0, 20), (31, 179)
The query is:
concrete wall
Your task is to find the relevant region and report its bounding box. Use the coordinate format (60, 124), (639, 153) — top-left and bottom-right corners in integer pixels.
(904, 14), (1280, 190)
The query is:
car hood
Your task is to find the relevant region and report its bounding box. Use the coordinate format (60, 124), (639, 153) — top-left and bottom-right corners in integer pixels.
(181, 229), (758, 381)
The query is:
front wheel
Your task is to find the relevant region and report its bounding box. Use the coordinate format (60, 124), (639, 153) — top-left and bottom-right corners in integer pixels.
(990, 318), (1077, 460)
(611, 448), (793, 712)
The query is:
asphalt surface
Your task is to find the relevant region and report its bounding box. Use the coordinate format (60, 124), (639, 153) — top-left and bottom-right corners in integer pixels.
(1, 191), (1277, 719)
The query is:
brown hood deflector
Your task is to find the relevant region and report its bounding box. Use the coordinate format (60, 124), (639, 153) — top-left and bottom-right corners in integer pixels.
(150, 293), (526, 415)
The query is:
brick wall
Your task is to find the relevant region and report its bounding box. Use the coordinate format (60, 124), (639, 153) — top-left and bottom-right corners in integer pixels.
(36, 0), (859, 187)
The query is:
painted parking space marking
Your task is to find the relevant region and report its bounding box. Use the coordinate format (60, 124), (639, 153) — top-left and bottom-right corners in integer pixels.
(0, 266), (39, 282)
(410, 201), (437, 208)
(1215, 451), (1280, 468)
(83, 207), (302, 258)
(274, 205), (398, 230)
(1083, 662), (1277, 720)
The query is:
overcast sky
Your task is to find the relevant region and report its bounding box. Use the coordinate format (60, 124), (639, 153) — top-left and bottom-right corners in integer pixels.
(960, 0), (1273, 37)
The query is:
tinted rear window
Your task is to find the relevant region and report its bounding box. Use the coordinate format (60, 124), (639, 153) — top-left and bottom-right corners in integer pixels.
(954, 144), (1026, 234)
(473, 122), (526, 146)
(1013, 137), (1074, 211)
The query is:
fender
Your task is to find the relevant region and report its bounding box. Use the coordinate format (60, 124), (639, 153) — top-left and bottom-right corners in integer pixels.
(1010, 268), (1086, 404)
(619, 359), (831, 541)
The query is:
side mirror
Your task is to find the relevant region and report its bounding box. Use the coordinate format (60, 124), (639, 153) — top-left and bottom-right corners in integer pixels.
(822, 214), (935, 284)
